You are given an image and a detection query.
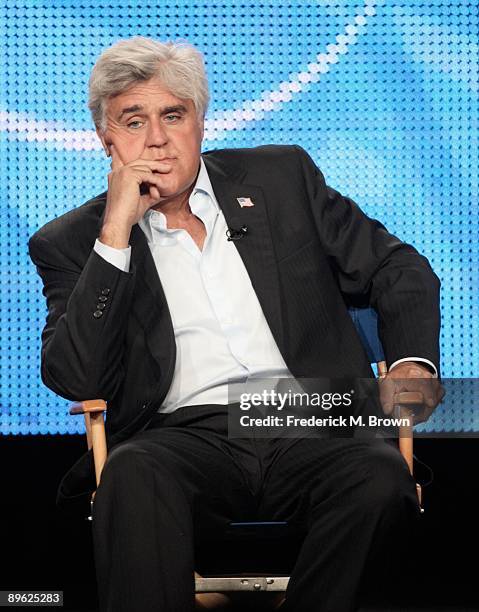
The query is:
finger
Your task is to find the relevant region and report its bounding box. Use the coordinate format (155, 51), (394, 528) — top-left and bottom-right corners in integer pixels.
(135, 168), (172, 185)
(389, 375), (432, 394)
(403, 377), (436, 408)
(149, 185), (161, 200)
(424, 379), (444, 408)
(136, 170), (169, 190)
(412, 382), (444, 423)
(129, 159), (174, 173)
(122, 168), (168, 188)
(388, 363), (434, 381)
(128, 164), (173, 177)
(378, 377), (396, 415)
(110, 144), (123, 172)
(413, 403), (434, 425)
(425, 386), (437, 408)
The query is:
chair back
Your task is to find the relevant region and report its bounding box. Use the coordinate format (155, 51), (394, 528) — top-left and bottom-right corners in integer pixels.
(348, 306), (384, 365)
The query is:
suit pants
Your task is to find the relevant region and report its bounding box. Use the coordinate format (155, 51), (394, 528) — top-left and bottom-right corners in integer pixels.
(92, 404), (420, 612)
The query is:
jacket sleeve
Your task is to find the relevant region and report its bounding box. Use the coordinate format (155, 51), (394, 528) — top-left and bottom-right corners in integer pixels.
(294, 145), (441, 373)
(28, 232), (136, 401)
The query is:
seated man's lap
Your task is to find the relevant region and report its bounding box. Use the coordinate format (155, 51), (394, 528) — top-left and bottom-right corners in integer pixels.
(98, 405), (417, 535)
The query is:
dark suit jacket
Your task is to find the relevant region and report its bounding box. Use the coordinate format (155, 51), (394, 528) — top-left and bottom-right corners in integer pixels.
(29, 145), (440, 510)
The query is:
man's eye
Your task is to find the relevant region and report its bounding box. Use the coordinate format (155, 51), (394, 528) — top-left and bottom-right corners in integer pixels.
(165, 114), (180, 122)
(127, 121), (143, 129)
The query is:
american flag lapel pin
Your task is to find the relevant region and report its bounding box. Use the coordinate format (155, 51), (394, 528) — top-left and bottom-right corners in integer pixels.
(236, 197), (254, 208)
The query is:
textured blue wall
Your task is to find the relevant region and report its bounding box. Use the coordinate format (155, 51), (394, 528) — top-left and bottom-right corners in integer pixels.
(1, 0), (477, 434)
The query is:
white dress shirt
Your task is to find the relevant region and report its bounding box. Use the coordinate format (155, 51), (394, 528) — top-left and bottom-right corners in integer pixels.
(95, 158), (291, 412)
(94, 158), (437, 412)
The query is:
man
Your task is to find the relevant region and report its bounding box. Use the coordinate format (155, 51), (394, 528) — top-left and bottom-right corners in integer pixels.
(29, 37), (444, 611)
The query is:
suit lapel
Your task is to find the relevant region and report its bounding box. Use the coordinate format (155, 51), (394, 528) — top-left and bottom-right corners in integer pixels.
(129, 224), (176, 373)
(203, 155), (285, 356)
(96, 208), (176, 382)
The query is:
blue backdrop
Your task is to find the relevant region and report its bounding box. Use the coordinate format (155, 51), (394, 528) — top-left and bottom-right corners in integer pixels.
(1, 0), (477, 435)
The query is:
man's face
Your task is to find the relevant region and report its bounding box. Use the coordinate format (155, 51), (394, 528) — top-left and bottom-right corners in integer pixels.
(97, 78), (204, 203)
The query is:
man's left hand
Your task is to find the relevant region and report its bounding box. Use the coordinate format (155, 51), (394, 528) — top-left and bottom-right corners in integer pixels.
(378, 362), (445, 424)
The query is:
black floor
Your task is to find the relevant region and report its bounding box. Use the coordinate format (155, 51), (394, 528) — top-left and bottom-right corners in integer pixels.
(1, 435), (478, 611)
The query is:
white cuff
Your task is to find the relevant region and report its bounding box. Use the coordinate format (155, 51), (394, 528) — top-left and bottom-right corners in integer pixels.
(389, 357), (438, 377)
(94, 238), (131, 272)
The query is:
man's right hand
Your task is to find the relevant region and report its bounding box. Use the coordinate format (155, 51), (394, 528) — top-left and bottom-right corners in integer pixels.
(100, 144), (172, 248)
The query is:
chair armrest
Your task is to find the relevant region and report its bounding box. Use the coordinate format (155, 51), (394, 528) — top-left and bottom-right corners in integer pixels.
(394, 391), (423, 406)
(393, 390), (424, 512)
(69, 399), (107, 487)
(69, 399), (107, 415)
(393, 391), (423, 471)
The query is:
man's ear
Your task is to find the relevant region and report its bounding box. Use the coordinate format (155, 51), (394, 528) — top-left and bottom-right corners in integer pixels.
(96, 128), (111, 157)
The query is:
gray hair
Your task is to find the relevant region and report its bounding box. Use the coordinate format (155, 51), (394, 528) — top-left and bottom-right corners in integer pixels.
(88, 36), (210, 131)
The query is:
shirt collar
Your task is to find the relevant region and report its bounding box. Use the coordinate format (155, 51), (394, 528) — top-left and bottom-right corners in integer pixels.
(193, 156), (219, 212)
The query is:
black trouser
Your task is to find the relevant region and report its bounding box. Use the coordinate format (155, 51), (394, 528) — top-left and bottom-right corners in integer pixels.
(92, 405), (420, 612)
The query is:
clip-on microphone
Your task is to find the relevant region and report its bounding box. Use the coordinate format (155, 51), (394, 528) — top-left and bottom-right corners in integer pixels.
(226, 225), (248, 241)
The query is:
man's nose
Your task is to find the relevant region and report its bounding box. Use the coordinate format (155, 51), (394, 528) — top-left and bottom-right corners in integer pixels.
(145, 118), (168, 147)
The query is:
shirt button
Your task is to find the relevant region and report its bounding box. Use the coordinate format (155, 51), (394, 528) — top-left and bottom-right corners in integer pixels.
(96, 303), (106, 310)
(98, 295), (108, 302)
(93, 310), (103, 319)
(101, 288), (110, 296)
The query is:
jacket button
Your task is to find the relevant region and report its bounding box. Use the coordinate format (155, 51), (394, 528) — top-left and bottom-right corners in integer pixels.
(93, 310), (103, 318)
(101, 288), (111, 296)
(98, 295), (108, 302)
(96, 303), (106, 310)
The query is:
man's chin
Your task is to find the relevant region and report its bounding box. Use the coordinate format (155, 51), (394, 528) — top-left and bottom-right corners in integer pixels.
(149, 190), (192, 212)
(140, 183), (176, 200)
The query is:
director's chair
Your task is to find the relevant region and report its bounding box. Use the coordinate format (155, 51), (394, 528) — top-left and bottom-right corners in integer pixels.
(70, 307), (424, 610)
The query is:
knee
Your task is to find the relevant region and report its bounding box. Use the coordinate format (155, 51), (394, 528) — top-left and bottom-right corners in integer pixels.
(358, 442), (418, 514)
(96, 440), (161, 499)
(98, 438), (184, 495)
(102, 440), (151, 478)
